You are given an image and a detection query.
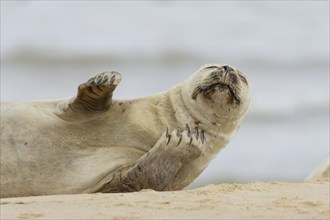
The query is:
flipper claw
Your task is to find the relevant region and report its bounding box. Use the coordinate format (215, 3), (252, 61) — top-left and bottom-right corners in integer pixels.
(95, 76), (103, 85)
(165, 128), (171, 145)
(177, 134), (182, 146)
(195, 127), (199, 140)
(110, 75), (116, 85)
(201, 130), (205, 144)
(186, 124), (191, 137)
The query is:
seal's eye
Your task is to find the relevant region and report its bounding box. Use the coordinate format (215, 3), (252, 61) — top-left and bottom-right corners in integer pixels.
(205, 65), (219, 69)
(238, 74), (248, 85)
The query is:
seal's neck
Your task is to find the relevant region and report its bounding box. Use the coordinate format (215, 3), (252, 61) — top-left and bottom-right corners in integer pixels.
(167, 84), (242, 145)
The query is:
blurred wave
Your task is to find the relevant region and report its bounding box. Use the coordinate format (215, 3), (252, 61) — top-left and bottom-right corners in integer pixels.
(3, 48), (329, 69)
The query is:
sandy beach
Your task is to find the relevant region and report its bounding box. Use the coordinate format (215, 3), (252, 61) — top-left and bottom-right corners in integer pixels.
(1, 179), (329, 220)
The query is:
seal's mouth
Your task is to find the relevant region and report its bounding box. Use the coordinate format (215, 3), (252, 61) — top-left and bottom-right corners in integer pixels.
(190, 64), (249, 105)
(192, 82), (241, 104)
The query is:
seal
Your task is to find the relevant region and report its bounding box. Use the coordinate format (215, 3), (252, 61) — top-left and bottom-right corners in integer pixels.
(0, 64), (250, 198)
(305, 158), (330, 181)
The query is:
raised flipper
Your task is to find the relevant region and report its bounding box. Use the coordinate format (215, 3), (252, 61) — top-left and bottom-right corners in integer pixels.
(99, 125), (205, 193)
(56, 71), (121, 121)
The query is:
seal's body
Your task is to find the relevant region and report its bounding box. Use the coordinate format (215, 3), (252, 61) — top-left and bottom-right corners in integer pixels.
(305, 158), (330, 181)
(0, 64), (250, 198)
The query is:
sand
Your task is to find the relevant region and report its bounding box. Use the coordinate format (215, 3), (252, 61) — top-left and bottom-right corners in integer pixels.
(1, 180), (329, 220)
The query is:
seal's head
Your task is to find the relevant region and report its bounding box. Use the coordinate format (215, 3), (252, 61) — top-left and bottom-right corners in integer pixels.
(182, 64), (250, 125)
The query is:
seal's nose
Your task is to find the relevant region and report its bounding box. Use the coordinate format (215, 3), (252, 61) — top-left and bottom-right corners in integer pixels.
(223, 65), (242, 85)
(223, 65), (234, 73)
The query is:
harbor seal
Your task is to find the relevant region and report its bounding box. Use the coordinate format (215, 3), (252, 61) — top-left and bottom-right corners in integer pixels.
(305, 158), (330, 181)
(0, 64), (250, 198)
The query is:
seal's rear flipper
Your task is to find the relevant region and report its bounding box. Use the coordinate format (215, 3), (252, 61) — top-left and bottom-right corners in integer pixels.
(56, 71), (122, 121)
(305, 158), (330, 181)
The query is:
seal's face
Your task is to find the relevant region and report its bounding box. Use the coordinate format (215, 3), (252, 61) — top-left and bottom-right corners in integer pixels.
(186, 64), (250, 122)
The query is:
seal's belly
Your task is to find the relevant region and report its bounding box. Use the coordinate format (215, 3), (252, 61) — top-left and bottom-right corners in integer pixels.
(0, 101), (147, 197)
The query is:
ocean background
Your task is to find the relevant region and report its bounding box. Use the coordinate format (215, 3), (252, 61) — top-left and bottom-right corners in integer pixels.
(1, 1), (329, 188)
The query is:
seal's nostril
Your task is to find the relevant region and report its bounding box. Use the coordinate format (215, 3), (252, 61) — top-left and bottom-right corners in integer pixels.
(223, 65), (233, 73)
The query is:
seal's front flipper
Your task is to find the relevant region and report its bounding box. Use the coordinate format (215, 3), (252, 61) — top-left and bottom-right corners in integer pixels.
(99, 125), (205, 193)
(56, 71), (121, 121)
(70, 71), (122, 112)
